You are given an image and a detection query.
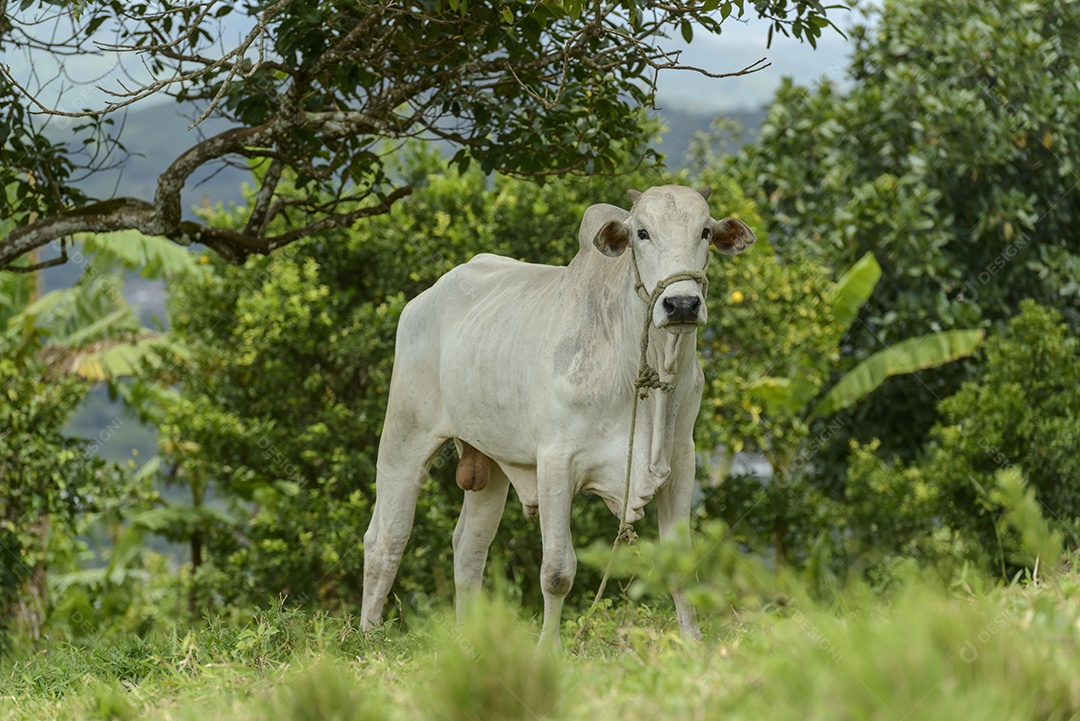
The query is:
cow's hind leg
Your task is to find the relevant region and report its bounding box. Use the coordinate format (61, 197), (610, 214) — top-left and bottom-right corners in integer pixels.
(453, 458), (510, 621)
(361, 431), (447, 630)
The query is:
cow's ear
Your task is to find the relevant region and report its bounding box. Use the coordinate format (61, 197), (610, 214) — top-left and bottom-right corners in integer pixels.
(697, 186), (713, 201)
(711, 217), (756, 255)
(626, 189), (642, 204)
(593, 220), (630, 257)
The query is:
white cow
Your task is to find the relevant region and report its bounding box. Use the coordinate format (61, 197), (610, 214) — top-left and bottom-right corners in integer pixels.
(361, 185), (755, 646)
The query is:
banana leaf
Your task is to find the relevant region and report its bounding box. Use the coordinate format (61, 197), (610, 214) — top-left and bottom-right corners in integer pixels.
(811, 329), (984, 419)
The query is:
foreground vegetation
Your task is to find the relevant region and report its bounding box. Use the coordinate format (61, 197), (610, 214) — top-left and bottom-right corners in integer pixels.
(5, 557), (1080, 721)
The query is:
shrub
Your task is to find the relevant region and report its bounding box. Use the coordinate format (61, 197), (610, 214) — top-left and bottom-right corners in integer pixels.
(696, 303), (1080, 586)
(924, 301), (1080, 568)
(838, 302), (1080, 580)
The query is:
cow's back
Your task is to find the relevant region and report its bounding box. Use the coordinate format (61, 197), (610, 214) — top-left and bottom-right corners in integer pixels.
(391, 253), (565, 464)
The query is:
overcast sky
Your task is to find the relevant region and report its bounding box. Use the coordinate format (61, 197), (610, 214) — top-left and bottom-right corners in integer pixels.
(655, 6), (866, 112)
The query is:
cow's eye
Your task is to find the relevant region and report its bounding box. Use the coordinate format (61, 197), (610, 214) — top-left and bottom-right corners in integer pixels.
(701, 227), (711, 240)
(637, 228), (650, 240)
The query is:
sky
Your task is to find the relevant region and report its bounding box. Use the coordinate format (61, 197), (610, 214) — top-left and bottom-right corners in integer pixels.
(656, 7), (864, 112)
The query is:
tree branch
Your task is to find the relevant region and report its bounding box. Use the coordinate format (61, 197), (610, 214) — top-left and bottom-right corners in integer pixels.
(0, 0), (841, 272)
(1, 186), (414, 269)
(1, 199), (155, 268)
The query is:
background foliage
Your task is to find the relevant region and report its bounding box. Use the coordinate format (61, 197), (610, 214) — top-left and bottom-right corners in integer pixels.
(713, 0), (1080, 464)
(680, 0), (1080, 587)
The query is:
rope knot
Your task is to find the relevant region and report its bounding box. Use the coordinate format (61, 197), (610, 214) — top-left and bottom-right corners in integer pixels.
(616, 522), (638, 546)
(634, 363), (673, 399)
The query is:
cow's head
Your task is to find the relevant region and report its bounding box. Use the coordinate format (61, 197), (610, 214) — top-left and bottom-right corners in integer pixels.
(592, 185), (756, 332)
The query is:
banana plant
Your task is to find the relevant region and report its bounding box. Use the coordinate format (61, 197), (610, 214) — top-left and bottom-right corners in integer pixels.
(747, 252), (984, 422)
(3, 230), (201, 381)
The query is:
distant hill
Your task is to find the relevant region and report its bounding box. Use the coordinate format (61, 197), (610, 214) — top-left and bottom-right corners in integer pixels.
(653, 105), (765, 168)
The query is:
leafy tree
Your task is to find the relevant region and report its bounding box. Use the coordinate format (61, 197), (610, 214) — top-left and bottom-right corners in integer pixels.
(0, 0), (841, 271)
(0, 335), (107, 650)
(704, 0), (1080, 469)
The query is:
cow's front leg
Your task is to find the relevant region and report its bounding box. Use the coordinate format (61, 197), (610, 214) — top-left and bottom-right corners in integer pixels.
(537, 453), (576, 649)
(657, 439), (703, 641)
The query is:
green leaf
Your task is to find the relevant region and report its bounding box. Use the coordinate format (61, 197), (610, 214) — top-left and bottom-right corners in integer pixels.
(811, 329), (985, 418)
(746, 376), (794, 413)
(0, 271), (36, 330)
(106, 523), (147, 584)
(80, 231), (202, 281)
(127, 504), (239, 536)
(52, 308), (131, 348)
(990, 468), (1062, 572)
(747, 368), (823, 416)
(681, 21), (693, 43)
(54, 336), (189, 381)
(829, 252), (881, 333)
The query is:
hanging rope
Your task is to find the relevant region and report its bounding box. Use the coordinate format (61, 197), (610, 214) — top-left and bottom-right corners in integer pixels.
(574, 250), (708, 644)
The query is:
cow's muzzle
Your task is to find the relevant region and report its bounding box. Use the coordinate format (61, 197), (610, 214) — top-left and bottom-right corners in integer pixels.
(662, 295), (702, 324)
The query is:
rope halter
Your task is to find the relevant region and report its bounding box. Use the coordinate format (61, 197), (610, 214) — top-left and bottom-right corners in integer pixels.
(628, 246), (710, 399)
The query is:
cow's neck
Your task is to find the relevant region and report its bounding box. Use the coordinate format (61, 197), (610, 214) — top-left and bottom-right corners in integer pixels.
(567, 251), (640, 359)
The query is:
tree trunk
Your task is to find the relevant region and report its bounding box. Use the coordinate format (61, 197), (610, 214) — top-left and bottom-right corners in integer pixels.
(12, 516), (49, 642)
(188, 530), (202, 617)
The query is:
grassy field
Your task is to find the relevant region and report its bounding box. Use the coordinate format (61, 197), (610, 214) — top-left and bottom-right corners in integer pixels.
(4, 562), (1080, 721)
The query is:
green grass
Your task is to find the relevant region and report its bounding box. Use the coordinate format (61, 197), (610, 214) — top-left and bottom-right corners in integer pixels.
(5, 570), (1080, 721)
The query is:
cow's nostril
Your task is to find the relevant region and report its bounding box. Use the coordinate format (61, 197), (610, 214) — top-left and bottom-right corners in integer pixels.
(663, 295), (701, 323)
